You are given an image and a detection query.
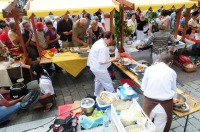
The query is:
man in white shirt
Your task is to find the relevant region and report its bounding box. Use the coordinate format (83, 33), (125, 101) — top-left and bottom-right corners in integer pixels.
(87, 31), (118, 97)
(141, 51), (177, 132)
(31, 22), (48, 51)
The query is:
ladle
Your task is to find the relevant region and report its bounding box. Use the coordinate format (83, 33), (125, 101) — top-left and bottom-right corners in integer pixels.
(17, 58), (24, 83)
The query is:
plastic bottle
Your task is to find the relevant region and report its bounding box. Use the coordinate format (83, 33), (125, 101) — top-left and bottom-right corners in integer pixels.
(114, 47), (119, 58)
(103, 110), (109, 132)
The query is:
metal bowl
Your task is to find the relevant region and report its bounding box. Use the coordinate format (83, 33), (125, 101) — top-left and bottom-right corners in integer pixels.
(80, 98), (95, 115)
(173, 93), (186, 106)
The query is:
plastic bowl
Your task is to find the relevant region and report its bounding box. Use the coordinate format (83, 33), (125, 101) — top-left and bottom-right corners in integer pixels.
(100, 91), (118, 105)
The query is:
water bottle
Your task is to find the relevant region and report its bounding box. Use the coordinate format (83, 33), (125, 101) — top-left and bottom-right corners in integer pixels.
(114, 47), (119, 58)
(103, 110), (109, 132)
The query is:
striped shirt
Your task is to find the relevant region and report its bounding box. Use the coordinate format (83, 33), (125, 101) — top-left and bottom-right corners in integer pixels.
(144, 31), (175, 54)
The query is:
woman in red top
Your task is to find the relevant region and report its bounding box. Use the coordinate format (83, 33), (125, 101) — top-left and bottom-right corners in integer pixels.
(0, 23), (15, 49)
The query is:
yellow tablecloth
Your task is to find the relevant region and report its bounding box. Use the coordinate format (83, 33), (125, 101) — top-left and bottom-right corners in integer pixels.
(51, 52), (87, 77)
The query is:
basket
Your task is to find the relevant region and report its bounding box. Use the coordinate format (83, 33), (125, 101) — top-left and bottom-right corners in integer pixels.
(182, 61), (197, 72)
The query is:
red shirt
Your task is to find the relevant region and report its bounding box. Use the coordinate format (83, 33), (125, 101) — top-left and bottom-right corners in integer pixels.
(0, 32), (14, 49)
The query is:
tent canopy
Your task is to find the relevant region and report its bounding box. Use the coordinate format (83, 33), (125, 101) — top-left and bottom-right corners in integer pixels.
(25, 0), (119, 18)
(119, 0), (197, 11)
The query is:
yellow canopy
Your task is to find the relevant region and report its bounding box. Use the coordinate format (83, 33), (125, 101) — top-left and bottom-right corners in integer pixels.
(0, 1), (11, 19)
(123, 0), (197, 11)
(25, 0), (119, 18)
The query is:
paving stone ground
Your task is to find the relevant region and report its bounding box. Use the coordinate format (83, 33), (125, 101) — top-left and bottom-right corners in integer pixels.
(1, 50), (200, 132)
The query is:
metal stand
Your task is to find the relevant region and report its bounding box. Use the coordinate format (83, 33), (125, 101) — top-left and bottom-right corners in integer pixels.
(173, 113), (189, 132)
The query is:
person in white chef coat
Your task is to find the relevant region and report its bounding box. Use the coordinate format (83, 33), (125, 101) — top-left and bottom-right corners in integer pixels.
(141, 51), (177, 132)
(87, 31), (119, 97)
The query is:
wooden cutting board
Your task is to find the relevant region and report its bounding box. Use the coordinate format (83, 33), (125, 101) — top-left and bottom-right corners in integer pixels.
(70, 100), (81, 115)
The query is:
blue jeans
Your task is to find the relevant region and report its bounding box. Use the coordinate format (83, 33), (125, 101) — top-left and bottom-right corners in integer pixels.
(0, 102), (21, 123)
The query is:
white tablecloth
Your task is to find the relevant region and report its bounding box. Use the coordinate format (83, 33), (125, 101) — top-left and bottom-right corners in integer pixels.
(124, 40), (186, 55)
(0, 61), (13, 87)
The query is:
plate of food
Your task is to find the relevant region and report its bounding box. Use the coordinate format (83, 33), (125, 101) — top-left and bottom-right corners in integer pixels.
(100, 91), (117, 105)
(69, 47), (78, 53)
(135, 65), (146, 72)
(79, 46), (90, 51)
(119, 58), (131, 65)
(173, 102), (190, 112)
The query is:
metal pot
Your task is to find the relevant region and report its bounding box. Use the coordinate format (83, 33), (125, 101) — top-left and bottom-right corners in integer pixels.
(80, 98), (95, 115)
(173, 93), (186, 106)
(10, 82), (27, 99)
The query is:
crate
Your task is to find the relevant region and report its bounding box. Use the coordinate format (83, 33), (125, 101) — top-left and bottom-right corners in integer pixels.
(111, 99), (156, 132)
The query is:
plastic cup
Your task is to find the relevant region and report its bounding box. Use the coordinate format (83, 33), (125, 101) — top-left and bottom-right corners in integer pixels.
(137, 117), (147, 130)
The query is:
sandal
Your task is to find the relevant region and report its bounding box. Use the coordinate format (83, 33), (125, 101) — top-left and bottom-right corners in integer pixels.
(44, 103), (53, 112)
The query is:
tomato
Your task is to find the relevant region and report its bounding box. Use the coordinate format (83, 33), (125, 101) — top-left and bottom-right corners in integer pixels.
(51, 47), (57, 53)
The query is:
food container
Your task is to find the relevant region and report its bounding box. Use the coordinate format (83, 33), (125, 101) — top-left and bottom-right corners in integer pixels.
(117, 86), (138, 99)
(173, 93), (190, 112)
(100, 91), (118, 105)
(111, 99), (156, 132)
(96, 97), (111, 110)
(80, 98), (95, 115)
(119, 58), (131, 66)
(173, 93), (186, 106)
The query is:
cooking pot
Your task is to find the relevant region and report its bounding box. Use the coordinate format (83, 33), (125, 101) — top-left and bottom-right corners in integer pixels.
(80, 98), (95, 115)
(10, 82), (27, 99)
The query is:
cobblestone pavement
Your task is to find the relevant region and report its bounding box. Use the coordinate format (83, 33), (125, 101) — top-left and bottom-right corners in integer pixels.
(0, 65), (200, 132)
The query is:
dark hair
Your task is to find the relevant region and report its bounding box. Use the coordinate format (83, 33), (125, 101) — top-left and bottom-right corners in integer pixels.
(0, 20), (4, 24)
(158, 51), (173, 64)
(191, 11), (199, 16)
(1, 23), (9, 29)
(30, 63), (48, 79)
(101, 31), (114, 40)
(84, 13), (91, 20)
(45, 21), (53, 25)
(161, 10), (169, 16)
(9, 21), (15, 29)
(131, 13), (136, 16)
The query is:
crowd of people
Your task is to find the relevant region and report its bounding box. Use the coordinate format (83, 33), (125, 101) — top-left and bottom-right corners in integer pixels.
(126, 9), (176, 41)
(0, 8), (197, 131)
(0, 11), (106, 61)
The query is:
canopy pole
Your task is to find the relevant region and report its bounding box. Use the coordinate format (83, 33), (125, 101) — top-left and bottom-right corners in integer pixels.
(110, 10), (114, 46)
(174, 7), (182, 39)
(30, 15), (41, 58)
(110, 10), (114, 33)
(181, 8), (191, 42)
(120, 5), (125, 53)
(11, 9), (28, 59)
